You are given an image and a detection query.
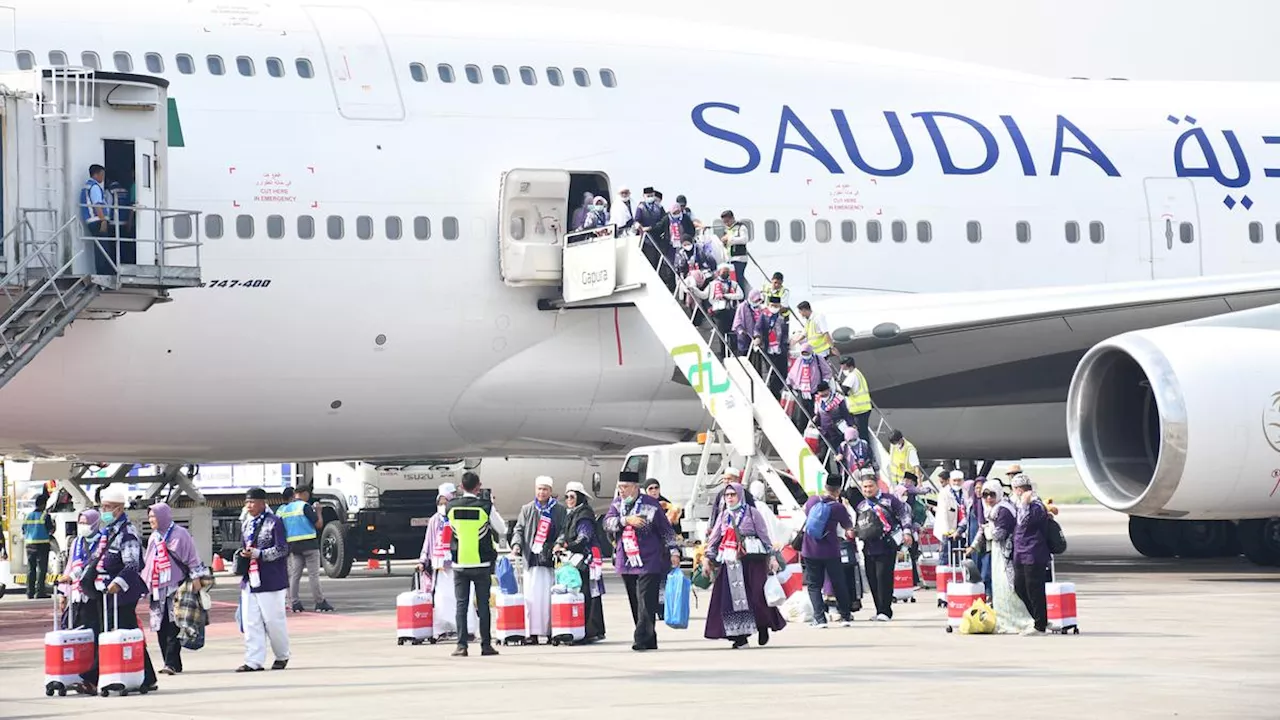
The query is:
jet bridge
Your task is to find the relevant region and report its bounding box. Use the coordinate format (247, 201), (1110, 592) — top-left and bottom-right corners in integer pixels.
(0, 67), (202, 392)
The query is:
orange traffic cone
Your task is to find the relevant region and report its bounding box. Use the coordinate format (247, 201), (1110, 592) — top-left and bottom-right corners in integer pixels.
(212, 554), (226, 573)
(367, 557), (381, 570)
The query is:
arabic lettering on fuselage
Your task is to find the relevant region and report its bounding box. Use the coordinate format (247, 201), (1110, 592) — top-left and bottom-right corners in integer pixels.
(690, 103), (1121, 178)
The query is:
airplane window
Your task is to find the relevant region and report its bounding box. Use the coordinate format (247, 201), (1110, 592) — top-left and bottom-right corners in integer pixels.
(1180, 222), (1195, 244)
(547, 67), (564, 87)
(1065, 221), (1080, 244)
(236, 214), (254, 239)
(840, 220), (856, 243)
(48, 51), (68, 66)
(176, 54), (195, 75)
(465, 64), (482, 84)
(1248, 221), (1263, 244)
(573, 67), (590, 87)
(1088, 221), (1105, 244)
(267, 215), (285, 239)
(205, 214), (223, 239)
(236, 56), (255, 77)
(493, 65), (510, 85)
(600, 68), (617, 88)
(438, 64), (455, 83)
(298, 215), (315, 239)
(815, 220), (832, 243)
(891, 220), (906, 243)
(409, 63), (427, 83)
(443, 216), (459, 240)
(327, 215), (344, 240)
(266, 57), (284, 77)
(356, 215), (374, 240)
(386, 216), (402, 240)
(966, 221), (982, 244)
(296, 58), (314, 78)
(16, 51), (34, 70)
(172, 215), (192, 239)
(510, 216), (526, 241)
(519, 66), (537, 85)
(414, 216), (431, 240)
(867, 220), (882, 243)
(764, 220), (780, 243)
(1016, 221), (1031, 244)
(917, 220), (932, 244)
(789, 219), (806, 243)
(113, 51), (133, 72)
(81, 52), (101, 70)
(207, 55), (225, 76)
(145, 53), (164, 73)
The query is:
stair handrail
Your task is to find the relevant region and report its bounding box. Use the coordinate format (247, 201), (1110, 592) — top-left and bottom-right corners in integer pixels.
(0, 213), (71, 289)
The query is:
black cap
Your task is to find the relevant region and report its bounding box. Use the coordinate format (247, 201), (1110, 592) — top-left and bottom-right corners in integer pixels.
(839, 356), (856, 366)
(904, 471), (918, 481)
(245, 487), (268, 500)
(618, 471), (640, 485)
(642, 186), (654, 194)
(824, 475), (843, 489)
(676, 194), (687, 205)
(654, 190), (663, 200)
(815, 380), (830, 393)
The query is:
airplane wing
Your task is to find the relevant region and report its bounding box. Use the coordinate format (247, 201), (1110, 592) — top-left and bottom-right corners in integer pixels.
(820, 271), (1280, 407)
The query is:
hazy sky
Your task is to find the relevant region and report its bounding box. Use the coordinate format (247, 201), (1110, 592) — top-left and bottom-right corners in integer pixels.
(485, 0), (1268, 81)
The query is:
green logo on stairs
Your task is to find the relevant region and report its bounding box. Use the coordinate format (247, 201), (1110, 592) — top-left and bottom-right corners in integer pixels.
(671, 343), (730, 413)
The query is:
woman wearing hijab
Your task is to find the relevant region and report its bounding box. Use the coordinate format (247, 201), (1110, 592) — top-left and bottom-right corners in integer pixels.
(554, 481), (606, 643)
(702, 483), (786, 648)
(971, 481), (1033, 634)
(144, 502), (208, 675)
(416, 482), (478, 640)
(58, 509), (103, 633)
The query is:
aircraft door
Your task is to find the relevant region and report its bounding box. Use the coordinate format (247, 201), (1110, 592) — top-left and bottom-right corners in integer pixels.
(133, 138), (156, 265)
(303, 5), (405, 121)
(1143, 178), (1203, 279)
(499, 169), (570, 286)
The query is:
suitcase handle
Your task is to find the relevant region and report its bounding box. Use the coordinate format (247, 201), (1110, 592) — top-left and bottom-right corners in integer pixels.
(102, 592), (120, 632)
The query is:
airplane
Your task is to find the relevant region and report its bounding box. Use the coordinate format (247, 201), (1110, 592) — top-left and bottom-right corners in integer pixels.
(0, 0), (1278, 567)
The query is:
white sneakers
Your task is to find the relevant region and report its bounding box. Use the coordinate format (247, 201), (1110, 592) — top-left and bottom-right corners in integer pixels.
(873, 614), (890, 622)
(1021, 627), (1046, 636)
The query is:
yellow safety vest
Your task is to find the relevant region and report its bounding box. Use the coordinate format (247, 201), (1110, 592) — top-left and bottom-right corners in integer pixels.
(846, 368), (872, 414)
(889, 440), (917, 484)
(805, 316), (831, 354)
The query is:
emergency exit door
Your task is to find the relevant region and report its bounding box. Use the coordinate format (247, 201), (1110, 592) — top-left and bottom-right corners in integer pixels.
(1143, 178), (1203, 279)
(303, 6), (405, 121)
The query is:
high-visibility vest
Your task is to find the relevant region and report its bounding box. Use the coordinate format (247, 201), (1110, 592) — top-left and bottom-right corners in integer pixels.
(447, 496), (497, 568)
(846, 368), (872, 414)
(805, 316), (831, 354)
(277, 500), (317, 543)
(23, 510), (50, 545)
(889, 440), (917, 484)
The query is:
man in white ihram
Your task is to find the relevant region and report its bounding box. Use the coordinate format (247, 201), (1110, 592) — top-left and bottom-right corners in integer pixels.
(510, 476), (566, 645)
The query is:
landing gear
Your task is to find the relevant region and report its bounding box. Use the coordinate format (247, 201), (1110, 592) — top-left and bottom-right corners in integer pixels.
(1128, 516), (1177, 558)
(1130, 516), (1280, 566)
(1237, 518), (1280, 567)
(1174, 520), (1231, 558)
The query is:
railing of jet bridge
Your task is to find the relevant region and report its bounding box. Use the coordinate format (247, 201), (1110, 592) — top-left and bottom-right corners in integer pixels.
(71, 202), (204, 287)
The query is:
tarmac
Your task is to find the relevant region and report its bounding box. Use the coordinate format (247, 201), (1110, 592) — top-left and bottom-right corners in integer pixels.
(1, 505), (1278, 719)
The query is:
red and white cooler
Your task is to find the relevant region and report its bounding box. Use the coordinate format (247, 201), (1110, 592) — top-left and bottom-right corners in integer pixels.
(396, 573), (434, 645)
(44, 597), (95, 696)
(494, 591), (526, 645)
(935, 559), (951, 608)
(803, 425), (821, 455)
(892, 553), (915, 602)
(98, 596), (146, 697)
(550, 592), (586, 645)
(919, 554), (938, 588)
(1046, 561), (1079, 633)
(943, 550), (984, 632)
(779, 563), (804, 598)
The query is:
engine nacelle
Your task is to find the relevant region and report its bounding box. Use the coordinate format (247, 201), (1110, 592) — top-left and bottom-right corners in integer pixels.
(1066, 326), (1280, 519)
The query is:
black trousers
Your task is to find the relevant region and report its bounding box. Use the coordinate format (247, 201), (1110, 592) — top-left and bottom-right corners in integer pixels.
(803, 556), (850, 622)
(622, 573), (660, 649)
(731, 259), (748, 293)
(156, 603), (184, 671)
(82, 598), (157, 689)
(712, 308), (735, 360)
(26, 546), (49, 597)
(1014, 563), (1049, 632)
(852, 411), (872, 444)
(863, 551), (896, 618)
(764, 352), (788, 400)
(453, 567), (493, 648)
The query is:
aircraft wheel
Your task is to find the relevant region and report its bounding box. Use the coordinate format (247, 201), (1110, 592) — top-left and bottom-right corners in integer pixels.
(1238, 518), (1280, 566)
(1128, 516), (1176, 558)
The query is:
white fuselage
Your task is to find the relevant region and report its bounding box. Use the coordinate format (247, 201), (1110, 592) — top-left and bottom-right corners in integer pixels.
(1, 0), (1278, 463)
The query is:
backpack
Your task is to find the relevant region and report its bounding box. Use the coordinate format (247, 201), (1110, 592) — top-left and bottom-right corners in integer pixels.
(1045, 511), (1067, 555)
(854, 503), (892, 543)
(804, 500), (833, 540)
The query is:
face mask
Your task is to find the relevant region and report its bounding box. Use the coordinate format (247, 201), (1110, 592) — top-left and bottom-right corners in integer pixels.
(672, 212), (682, 220)
(643, 196), (654, 203)
(100, 511), (115, 525)
(802, 352), (811, 358)
(77, 524), (94, 537)
(682, 244), (692, 252)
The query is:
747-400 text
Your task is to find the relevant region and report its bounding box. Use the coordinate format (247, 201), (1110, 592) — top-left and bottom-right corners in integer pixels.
(199, 279), (273, 288)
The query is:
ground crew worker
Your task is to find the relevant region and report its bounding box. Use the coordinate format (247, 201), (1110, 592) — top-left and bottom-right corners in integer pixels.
(887, 430), (922, 488)
(796, 301), (836, 360)
(762, 272), (791, 317)
(278, 486), (333, 613)
(839, 356), (873, 443)
(445, 472), (504, 657)
(24, 493), (54, 599)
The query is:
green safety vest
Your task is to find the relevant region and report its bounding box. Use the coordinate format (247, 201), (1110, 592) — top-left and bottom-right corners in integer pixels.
(446, 496), (496, 568)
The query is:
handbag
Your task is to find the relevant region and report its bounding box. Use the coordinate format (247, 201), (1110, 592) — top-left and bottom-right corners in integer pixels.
(691, 563), (712, 590)
(741, 535), (770, 558)
(763, 573), (787, 607)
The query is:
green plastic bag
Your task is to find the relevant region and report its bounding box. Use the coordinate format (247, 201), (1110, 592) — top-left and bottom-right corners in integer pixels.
(691, 564), (712, 590)
(556, 563), (582, 590)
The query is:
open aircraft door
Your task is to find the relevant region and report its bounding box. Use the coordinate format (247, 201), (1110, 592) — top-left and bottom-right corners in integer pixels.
(133, 137), (157, 265)
(498, 169), (569, 286)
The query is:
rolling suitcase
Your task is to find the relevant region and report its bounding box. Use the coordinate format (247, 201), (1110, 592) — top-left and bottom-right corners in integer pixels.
(494, 590), (527, 645)
(919, 553), (938, 588)
(1045, 559), (1079, 634)
(98, 595), (147, 697)
(550, 591), (586, 645)
(892, 550), (916, 603)
(396, 572), (435, 645)
(44, 594), (95, 696)
(944, 549), (985, 634)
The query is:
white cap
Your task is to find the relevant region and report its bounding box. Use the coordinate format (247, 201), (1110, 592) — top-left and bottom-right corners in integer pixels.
(859, 467), (877, 478)
(949, 470), (965, 481)
(100, 485), (129, 505)
(534, 475), (554, 490)
(1012, 473), (1034, 490)
(564, 481), (587, 496)
(437, 482), (457, 497)
(722, 466), (741, 478)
